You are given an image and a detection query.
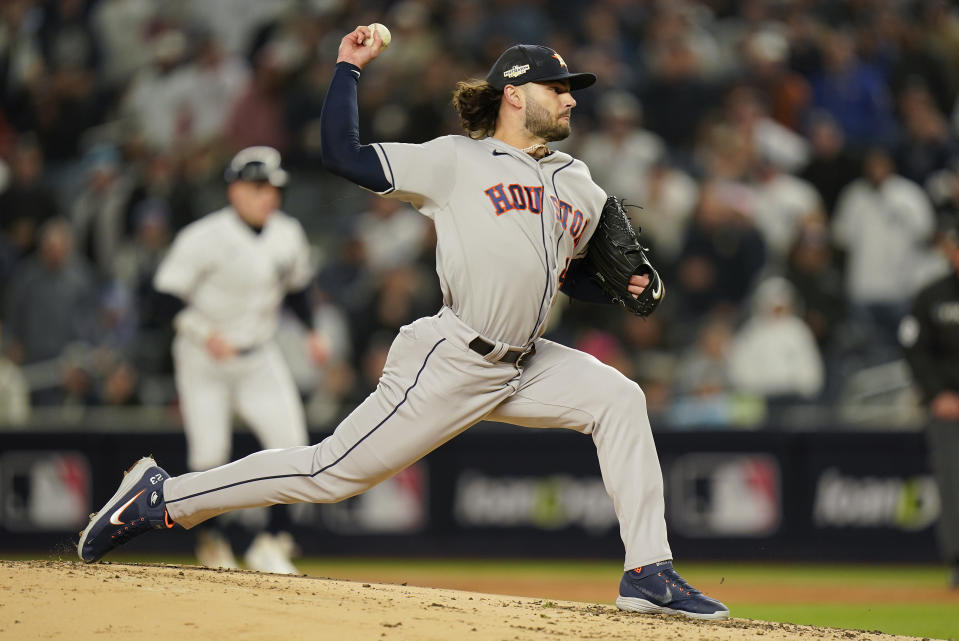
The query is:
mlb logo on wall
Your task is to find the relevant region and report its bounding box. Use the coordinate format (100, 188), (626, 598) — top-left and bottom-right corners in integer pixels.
(668, 453), (781, 537)
(0, 451), (91, 531)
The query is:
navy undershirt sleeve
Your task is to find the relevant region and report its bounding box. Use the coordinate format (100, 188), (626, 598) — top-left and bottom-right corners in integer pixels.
(283, 287), (315, 330)
(559, 258), (615, 304)
(320, 62), (392, 192)
(151, 289), (186, 324)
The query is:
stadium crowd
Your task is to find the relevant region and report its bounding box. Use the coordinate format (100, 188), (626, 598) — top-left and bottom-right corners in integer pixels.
(2, 0), (958, 430)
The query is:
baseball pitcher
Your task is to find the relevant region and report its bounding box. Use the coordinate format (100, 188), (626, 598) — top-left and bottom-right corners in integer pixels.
(79, 26), (727, 620)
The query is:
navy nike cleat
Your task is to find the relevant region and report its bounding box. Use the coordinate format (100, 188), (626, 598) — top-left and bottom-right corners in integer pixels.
(77, 457), (175, 563)
(616, 560), (729, 620)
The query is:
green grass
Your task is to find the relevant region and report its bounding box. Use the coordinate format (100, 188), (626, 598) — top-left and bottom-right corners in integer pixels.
(4, 553), (956, 639)
(733, 603), (956, 640)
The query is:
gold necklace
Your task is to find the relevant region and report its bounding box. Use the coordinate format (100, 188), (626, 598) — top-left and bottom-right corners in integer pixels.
(522, 142), (549, 157)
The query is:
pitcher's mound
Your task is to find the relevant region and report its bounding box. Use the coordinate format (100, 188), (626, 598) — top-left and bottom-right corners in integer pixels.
(0, 560), (927, 641)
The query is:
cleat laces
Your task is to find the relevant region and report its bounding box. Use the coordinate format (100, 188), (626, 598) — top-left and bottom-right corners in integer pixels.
(659, 568), (700, 598)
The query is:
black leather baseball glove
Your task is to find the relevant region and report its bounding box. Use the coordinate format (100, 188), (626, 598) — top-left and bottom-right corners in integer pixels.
(582, 195), (664, 317)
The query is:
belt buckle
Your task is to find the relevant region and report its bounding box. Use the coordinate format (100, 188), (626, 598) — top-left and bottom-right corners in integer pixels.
(516, 343), (535, 367)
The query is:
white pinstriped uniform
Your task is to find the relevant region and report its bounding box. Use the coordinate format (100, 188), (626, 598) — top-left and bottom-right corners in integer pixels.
(162, 136), (672, 571)
(154, 207), (312, 471)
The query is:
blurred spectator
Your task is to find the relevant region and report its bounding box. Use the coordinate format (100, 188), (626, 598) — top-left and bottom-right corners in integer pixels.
(446, 0), (492, 64)
(892, 81), (957, 186)
(925, 161), (959, 229)
(116, 197), (173, 384)
(316, 235), (375, 316)
(70, 144), (135, 278)
(832, 147), (937, 345)
(7, 0), (959, 430)
(167, 27), (250, 148)
(809, 28), (896, 149)
(0, 226), (15, 305)
(0, 135), (60, 258)
(181, 0), (289, 58)
(922, 0), (959, 97)
(884, 11), (955, 119)
(631, 159), (699, 268)
(0, 318), (29, 425)
(799, 111), (861, 217)
(380, 0), (443, 76)
(739, 27), (811, 132)
(576, 90), (664, 207)
(668, 311), (766, 429)
(90, 0), (155, 88)
(284, 57), (330, 167)
(37, 0), (101, 77)
(113, 197), (170, 289)
(123, 150), (200, 235)
(728, 276), (825, 401)
(26, 0), (105, 164)
(575, 329), (634, 380)
(99, 358), (140, 406)
(0, 0), (46, 130)
(725, 84), (809, 174)
(224, 37), (300, 153)
(640, 29), (720, 162)
(750, 153), (824, 269)
(354, 194), (430, 276)
(349, 264), (435, 367)
(120, 28), (191, 151)
(898, 222), (959, 587)
(0, 110), (14, 157)
(673, 180), (766, 322)
(641, 2), (724, 79)
(2, 218), (97, 403)
(673, 312), (735, 400)
(785, 216), (846, 350)
(620, 313), (676, 417)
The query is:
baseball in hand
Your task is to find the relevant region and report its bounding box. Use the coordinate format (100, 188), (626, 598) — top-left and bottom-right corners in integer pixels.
(363, 23), (391, 49)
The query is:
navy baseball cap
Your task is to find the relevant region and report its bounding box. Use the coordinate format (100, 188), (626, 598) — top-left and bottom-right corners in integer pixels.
(486, 44), (596, 91)
(224, 146), (289, 187)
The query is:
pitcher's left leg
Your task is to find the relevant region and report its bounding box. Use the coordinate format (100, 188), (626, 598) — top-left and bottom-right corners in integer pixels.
(487, 340), (728, 620)
(487, 339), (669, 569)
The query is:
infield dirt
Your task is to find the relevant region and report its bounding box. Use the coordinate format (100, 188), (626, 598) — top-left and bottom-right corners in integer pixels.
(0, 560), (942, 641)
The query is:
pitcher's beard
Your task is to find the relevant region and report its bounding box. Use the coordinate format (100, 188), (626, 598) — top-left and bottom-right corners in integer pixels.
(525, 98), (571, 142)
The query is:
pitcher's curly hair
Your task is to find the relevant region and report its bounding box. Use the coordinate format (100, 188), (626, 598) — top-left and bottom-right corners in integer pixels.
(451, 79), (503, 139)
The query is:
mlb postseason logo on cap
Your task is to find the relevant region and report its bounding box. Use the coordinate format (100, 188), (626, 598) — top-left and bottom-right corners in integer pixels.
(486, 44), (596, 91)
(503, 63), (531, 79)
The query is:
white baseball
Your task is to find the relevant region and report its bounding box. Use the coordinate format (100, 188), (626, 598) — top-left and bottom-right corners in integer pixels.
(363, 23), (391, 49)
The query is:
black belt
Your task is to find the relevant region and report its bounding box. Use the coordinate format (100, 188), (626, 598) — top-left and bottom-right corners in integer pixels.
(236, 344), (263, 357)
(468, 337), (535, 366)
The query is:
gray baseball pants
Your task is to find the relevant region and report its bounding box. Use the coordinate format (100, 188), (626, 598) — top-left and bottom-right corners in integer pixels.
(163, 307), (671, 570)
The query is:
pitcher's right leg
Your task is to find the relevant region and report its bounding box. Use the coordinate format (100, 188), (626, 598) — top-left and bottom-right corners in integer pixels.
(162, 317), (517, 529)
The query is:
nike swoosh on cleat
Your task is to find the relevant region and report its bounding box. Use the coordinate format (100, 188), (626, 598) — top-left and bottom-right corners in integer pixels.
(109, 489), (145, 525)
(639, 586), (672, 604)
(492, 150), (510, 157)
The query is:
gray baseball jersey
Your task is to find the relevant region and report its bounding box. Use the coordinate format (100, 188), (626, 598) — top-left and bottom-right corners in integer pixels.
(162, 137), (672, 571)
(372, 135), (603, 346)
